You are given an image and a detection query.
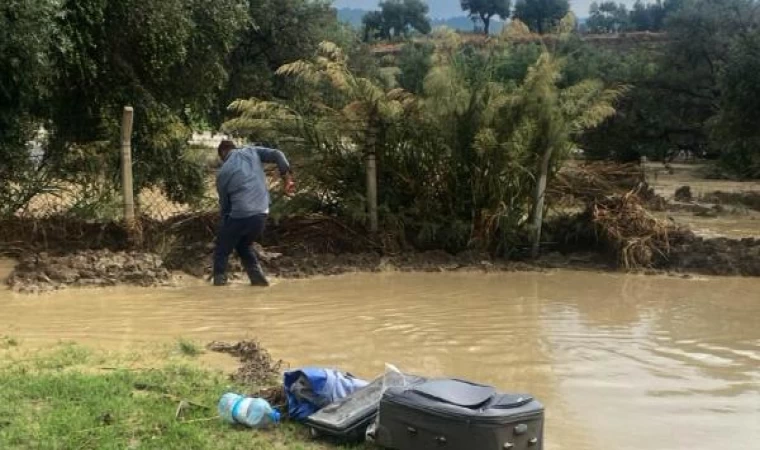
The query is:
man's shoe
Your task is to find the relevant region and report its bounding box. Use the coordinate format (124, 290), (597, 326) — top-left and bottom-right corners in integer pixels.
(246, 265), (270, 287)
(213, 274), (228, 286)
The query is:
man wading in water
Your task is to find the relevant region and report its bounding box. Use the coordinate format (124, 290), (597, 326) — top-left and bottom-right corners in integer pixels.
(214, 140), (294, 286)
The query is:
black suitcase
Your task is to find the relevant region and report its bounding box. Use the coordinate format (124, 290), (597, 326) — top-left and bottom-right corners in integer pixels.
(374, 378), (544, 450)
(305, 371), (426, 443)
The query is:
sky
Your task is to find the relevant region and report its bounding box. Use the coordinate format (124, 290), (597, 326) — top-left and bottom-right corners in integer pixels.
(332, 0), (639, 18)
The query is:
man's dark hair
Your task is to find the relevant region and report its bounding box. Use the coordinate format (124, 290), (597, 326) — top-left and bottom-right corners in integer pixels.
(217, 140), (236, 158)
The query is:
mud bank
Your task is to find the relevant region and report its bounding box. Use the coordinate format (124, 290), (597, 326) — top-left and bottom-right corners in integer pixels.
(4, 247), (555, 293)
(8, 251), (171, 293)
(6, 235), (760, 293)
(4, 195), (760, 293)
(671, 236), (760, 276)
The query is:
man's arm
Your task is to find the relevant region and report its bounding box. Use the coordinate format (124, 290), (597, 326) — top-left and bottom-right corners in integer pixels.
(254, 146), (295, 195)
(254, 146), (291, 176)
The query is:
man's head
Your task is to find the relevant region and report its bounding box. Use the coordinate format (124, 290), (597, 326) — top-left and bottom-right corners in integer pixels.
(217, 140), (236, 162)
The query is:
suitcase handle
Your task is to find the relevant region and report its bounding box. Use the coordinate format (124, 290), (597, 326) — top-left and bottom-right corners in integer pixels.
(435, 436), (447, 446)
(407, 426), (418, 435)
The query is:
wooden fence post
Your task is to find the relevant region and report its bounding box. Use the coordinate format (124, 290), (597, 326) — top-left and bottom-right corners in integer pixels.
(120, 106), (140, 245)
(366, 151), (378, 233)
(530, 146), (554, 259)
(640, 155), (648, 184)
(364, 120), (379, 234)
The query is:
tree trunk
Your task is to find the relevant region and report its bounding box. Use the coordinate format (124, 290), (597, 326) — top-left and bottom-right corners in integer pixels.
(530, 145), (554, 258)
(482, 14), (491, 35)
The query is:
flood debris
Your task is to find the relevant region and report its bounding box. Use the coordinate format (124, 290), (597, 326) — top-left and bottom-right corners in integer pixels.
(582, 188), (760, 275)
(550, 162), (646, 203)
(253, 385), (288, 413)
(590, 190), (689, 269)
(207, 340), (284, 385)
(7, 250), (171, 293)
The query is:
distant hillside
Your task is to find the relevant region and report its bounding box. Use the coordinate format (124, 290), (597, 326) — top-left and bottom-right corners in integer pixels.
(337, 8), (503, 34)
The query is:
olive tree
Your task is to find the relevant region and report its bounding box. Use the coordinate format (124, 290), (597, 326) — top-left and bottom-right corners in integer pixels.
(461, 0), (512, 35)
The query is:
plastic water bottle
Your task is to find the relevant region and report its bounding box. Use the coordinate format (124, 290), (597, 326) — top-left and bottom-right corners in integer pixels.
(218, 393), (281, 429)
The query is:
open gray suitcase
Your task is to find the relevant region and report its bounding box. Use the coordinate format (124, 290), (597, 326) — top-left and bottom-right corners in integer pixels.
(305, 371), (426, 443)
(373, 378), (544, 450)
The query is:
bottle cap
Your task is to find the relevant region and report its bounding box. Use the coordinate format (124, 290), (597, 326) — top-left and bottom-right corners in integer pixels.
(270, 409), (281, 424)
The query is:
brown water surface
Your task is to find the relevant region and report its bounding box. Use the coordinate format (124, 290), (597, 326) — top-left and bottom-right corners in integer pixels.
(1, 271), (759, 450)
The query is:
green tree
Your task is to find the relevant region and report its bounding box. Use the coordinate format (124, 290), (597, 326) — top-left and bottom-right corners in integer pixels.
(413, 34), (621, 253)
(654, 0), (751, 161)
(587, 1), (630, 33)
(630, 0), (655, 30)
(460, 0), (512, 35)
(513, 0), (570, 34)
(363, 11), (388, 40)
(226, 42), (416, 231)
(713, 29), (760, 177)
(362, 0), (431, 41)
(0, 0), (59, 215)
(400, 0), (432, 36)
(225, 36), (620, 253)
(220, 0), (339, 118)
(397, 43), (435, 94)
(51, 0), (246, 204)
(579, 0), (755, 165)
(627, 0), (683, 31)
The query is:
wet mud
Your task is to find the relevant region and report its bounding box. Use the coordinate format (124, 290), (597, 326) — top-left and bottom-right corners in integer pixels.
(8, 251), (170, 293)
(7, 232), (760, 293)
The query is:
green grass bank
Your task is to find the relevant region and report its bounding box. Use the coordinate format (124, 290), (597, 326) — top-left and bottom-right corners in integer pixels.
(0, 340), (366, 449)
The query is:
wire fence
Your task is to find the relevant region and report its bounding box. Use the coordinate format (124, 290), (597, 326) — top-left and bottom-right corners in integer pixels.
(9, 130), (226, 223)
(12, 184), (216, 222)
(10, 164), (290, 223)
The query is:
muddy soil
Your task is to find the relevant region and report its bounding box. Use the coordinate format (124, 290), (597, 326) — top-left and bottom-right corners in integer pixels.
(6, 238), (623, 293)
(670, 236), (760, 276)
(8, 233), (760, 293)
(8, 250), (171, 293)
(5, 209), (760, 292)
(701, 191), (760, 212)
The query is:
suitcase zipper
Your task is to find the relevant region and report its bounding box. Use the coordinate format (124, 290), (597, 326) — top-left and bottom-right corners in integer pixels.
(386, 397), (542, 425)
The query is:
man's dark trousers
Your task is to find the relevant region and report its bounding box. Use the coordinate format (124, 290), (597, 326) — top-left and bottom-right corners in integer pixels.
(213, 214), (267, 278)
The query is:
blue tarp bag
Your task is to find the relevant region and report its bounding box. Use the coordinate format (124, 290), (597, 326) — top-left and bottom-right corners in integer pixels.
(284, 368), (368, 420)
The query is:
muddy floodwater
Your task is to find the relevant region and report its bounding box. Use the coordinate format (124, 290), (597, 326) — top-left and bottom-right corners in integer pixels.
(1, 270), (759, 449)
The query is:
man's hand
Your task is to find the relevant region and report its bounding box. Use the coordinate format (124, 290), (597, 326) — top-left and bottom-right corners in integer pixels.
(283, 173), (296, 196)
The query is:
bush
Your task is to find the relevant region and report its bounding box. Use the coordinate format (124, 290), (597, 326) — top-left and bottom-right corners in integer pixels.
(225, 39), (620, 254)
